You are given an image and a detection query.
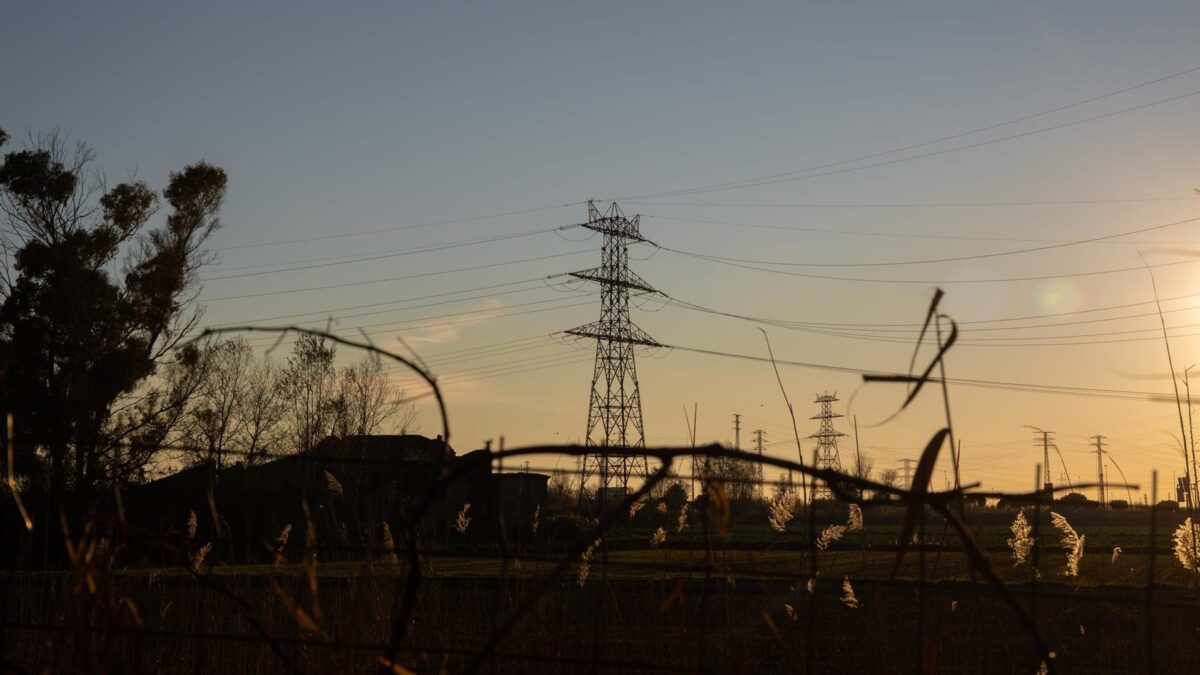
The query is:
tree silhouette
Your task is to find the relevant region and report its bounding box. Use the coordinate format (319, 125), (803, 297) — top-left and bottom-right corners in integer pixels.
(0, 130), (225, 497)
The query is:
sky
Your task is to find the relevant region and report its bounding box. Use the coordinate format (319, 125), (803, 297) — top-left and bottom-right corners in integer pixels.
(4, 1), (1200, 501)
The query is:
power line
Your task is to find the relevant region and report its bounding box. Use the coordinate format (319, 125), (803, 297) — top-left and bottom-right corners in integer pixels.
(388, 337), (563, 375)
(399, 340), (565, 371)
(412, 334), (552, 359)
(658, 341), (1172, 402)
(391, 352), (593, 389)
(210, 202), (585, 252)
(744, 322), (1200, 349)
(662, 245), (1200, 284)
(648, 214), (1200, 267)
(417, 335), (557, 361)
(212, 280), (561, 327)
(669, 286), (1200, 330)
(640, 212), (1200, 247)
(199, 249), (597, 302)
(662, 291), (1200, 343)
(625, 196), (1199, 209)
(701, 317), (1200, 349)
(203, 227), (574, 281)
(239, 296), (596, 348)
(617, 72), (1200, 199)
(389, 338), (571, 371)
(392, 348), (584, 381)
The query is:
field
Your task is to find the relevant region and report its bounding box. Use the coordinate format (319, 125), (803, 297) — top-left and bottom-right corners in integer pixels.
(5, 505), (1200, 673)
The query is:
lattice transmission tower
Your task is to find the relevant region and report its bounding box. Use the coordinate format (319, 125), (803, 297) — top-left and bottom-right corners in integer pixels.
(566, 201), (660, 500)
(809, 392), (847, 500)
(752, 428), (767, 498)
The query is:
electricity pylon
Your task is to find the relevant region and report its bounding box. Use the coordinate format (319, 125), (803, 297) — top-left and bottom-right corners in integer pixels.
(567, 201), (660, 504)
(752, 428), (766, 498)
(898, 458), (916, 490)
(809, 392), (847, 500)
(1025, 426), (1055, 495)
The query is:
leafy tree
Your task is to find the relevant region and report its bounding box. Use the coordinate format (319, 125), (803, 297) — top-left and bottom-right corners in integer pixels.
(0, 130), (225, 495)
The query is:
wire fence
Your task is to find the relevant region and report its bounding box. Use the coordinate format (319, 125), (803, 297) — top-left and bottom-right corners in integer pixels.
(2, 307), (1200, 674)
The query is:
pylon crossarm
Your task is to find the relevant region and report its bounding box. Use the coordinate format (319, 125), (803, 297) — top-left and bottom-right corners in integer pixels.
(568, 270), (658, 294)
(580, 221), (652, 243)
(564, 325), (662, 348)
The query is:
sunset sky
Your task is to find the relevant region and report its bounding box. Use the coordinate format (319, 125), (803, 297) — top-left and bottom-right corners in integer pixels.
(5, 1), (1200, 500)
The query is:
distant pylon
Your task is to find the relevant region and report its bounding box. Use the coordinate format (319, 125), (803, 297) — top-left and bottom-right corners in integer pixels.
(1027, 426), (1055, 494)
(567, 201), (660, 503)
(752, 428), (767, 498)
(808, 392), (847, 500)
(898, 458), (916, 490)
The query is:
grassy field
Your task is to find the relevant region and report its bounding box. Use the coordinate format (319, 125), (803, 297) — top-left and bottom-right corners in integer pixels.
(6, 506), (1200, 673)
(106, 544), (1199, 590)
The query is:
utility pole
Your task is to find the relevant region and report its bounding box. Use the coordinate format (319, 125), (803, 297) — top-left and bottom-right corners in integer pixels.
(733, 414), (742, 450)
(898, 458), (916, 490)
(683, 403), (698, 499)
(567, 201), (660, 509)
(1186, 366), (1199, 508)
(853, 415), (866, 499)
(808, 392), (847, 500)
(954, 440), (962, 493)
(1092, 435), (1107, 508)
(852, 414), (864, 476)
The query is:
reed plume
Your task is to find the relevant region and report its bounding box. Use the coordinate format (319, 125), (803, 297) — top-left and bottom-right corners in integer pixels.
(816, 524), (846, 551)
(1050, 512), (1084, 577)
(847, 504), (863, 531)
(650, 527), (666, 546)
(676, 503), (689, 533)
(768, 490), (798, 533)
(628, 495), (648, 518)
(191, 542), (212, 569)
(455, 503), (471, 535)
(382, 522), (398, 564)
(323, 470), (343, 496)
(840, 577), (859, 608)
(577, 538), (601, 587)
(1007, 511), (1032, 566)
(1172, 517), (1200, 572)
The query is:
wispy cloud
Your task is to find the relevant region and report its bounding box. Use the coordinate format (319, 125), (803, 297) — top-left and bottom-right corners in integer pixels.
(400, 298), (504, 347)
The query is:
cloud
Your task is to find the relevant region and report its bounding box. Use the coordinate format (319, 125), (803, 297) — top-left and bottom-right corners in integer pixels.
(398, 298), (504, 347)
